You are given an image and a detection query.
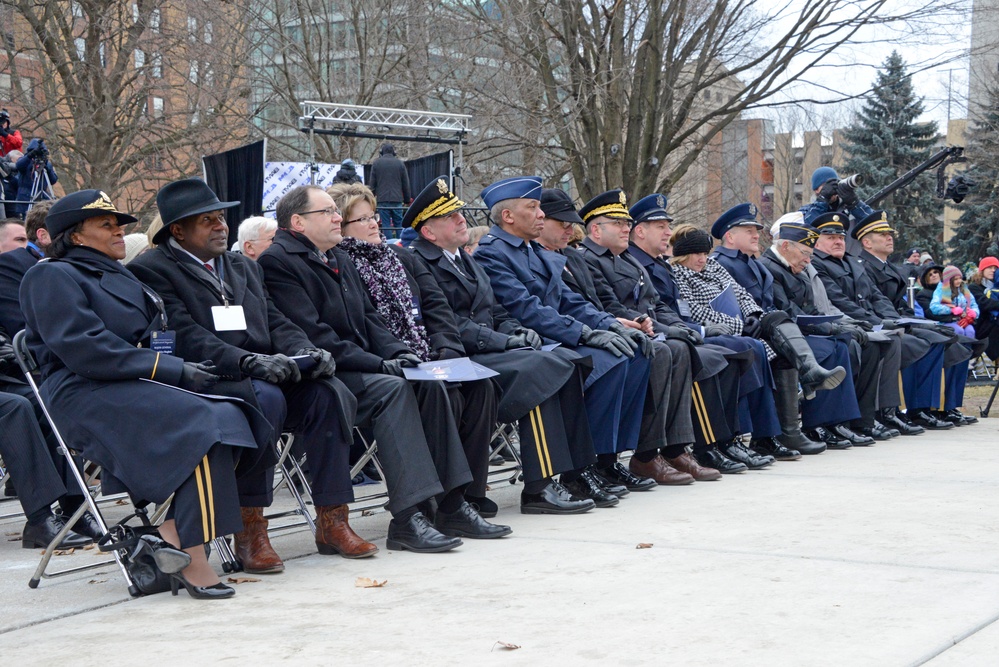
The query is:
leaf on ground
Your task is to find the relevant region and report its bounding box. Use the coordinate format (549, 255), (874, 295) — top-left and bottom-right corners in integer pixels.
(115, 498), (128, 505)
(636, 543), (653, 549)
(355, 577), (387, 588)
(83, 543), (96, 550)
(493, 641), (521, 651)
(50, 548), (76, 556)
(87, 579), (107, 584)
(226, 576), (261, 584)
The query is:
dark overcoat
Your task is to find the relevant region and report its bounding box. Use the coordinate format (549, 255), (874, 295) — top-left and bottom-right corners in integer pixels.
(859, 249), (915, 315)
(0, 244), (41, 336)
(19, 247), (262, 502)
(713, 245), (775, 312)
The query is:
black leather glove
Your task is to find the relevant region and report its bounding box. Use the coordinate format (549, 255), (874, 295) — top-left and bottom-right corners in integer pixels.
(818, 180), (839, 202)
(0, 338), (14, 364)
(742, 315), (762, 338)
(581, 325), (636, 358)
(514, 327), (543, 349)
(240, 353), (301, 384)
(703, 322), (734, 337)
(295, 347), (335, 379)
(664, 325), (700, 345)
(608, 322), (648, 356)
(836, 182), (858, 208)
(842, 317), (873, 332)
(881, 319), (902, 330)
(179, 361), (220, 393)
(436, 347), (463, 360)
(505, 332), (532, 349)
(380, 353), (423, 377)
(831, 323), (868, 345)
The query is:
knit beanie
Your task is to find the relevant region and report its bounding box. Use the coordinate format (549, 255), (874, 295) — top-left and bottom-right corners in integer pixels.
(941, 265), (962, 285)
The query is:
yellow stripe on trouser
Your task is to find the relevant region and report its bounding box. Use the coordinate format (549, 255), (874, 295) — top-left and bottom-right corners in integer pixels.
(195, 456), (215, 543)
(534, 407), (553, 477)
(898, 372), (906, 410)
(692, 382), (715, 443)
(940, 369), (946, 410)
(690, 382), (711, 444)
(528, 408), (551, 478)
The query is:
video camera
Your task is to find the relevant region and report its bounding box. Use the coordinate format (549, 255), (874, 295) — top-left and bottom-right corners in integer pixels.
(26, 139), (49, 164)
(945, 174), (974, 204)
(0, 109), (9, 129)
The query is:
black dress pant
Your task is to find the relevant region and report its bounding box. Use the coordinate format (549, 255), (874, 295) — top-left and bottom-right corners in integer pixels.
(640, 339), (695, 451)
(690, 364), (742, 448)
(447, 379), (498, 498)
(0, 389), (70, 517)
(167, 443), (241, 549)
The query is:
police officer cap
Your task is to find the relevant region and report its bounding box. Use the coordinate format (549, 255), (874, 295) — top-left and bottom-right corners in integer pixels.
(403, 176), (466, 229)
(811, 166), (838, 190)
(811, 212), (846, 235)
(777, 223), (819, 247)
(539, 188), (583, 224)
(154, 178), (239, 245)
(851, 210), (894, 241)
(630, 194), (673, 224)
(46, 190), (137, 238)
(710, 202), (762, 239)
(481, 176), (542, 210)
(579, 189), (633, 225)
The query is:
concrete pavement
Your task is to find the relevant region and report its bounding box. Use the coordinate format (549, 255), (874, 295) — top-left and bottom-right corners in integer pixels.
(2, 421), (999, 666)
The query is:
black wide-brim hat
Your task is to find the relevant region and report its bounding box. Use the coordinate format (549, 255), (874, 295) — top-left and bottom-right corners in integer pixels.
(153, 178), (239, 245)
(45, 190), (137, 238)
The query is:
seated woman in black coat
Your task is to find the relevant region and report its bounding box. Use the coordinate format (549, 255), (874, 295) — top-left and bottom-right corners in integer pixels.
(19, 191), (267, 600)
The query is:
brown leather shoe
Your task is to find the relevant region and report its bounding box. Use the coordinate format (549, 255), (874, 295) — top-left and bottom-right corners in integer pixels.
(316, 505), (379, 559)
(667, 451), (722, 481)
(628, 455), (693, 486)
(233, 507), (285, 574)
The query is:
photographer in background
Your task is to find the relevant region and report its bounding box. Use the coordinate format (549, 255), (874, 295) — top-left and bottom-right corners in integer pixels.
(12, 138), (57, 219)
(0, 150), (20, 219)
(0, 109), (23, 157)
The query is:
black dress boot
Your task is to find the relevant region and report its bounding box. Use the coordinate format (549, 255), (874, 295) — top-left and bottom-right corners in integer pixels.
(767, 322), (846, 399)
(772, 368), (826, 455)
(881, 408), (924, 435)
(751, 437), (801, 461)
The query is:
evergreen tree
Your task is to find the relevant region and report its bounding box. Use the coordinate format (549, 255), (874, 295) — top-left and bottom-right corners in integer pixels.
(949, 80), (999, 264)
(841, 51), (942, 258)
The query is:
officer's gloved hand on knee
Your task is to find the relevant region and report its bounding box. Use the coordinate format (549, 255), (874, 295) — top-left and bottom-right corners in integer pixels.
(513, 327), (543, 349)
(380, 353), (423, 377)
(609, 321), (654, 358)
(180, 361), (220, 393)
(505, 332), (532, 349)
(742, 315), (762, 338)
(581, 325), (636, 358)
(703, 322), (735, 338)
(666, 325), (702, 345)
(295, 347), (336, 379)
(240, 353), (301, 384)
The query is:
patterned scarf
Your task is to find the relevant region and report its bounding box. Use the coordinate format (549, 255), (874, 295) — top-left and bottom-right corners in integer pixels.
(338, 237), (434, 361)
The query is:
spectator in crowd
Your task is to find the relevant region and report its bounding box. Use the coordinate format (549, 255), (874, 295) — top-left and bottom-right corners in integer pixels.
(929, 265), (979, 339)
(21, 190), (265, 600)
(474, 177), (658, 493)
(0, 201), (54, 335)
(121, 233), (149, 265)
(0, 109), (23, 157)
(13, 138), (57, 218)
(329, 181), (512, 531)
(367, 143), (410, 239)
(463, 224), (489, 254)
(0, 150), (20, 216)
(0, 218), (27, 252)
(408, 178), (601, 514)
(897, 247), (923, 283)
(920, 252), (934, 267)
(130, 178), (370, 567)
(332, 158), (362, 185)
(966, 257), (999, 361)
(237, 215), (277, 260)
(259, 184), (495, 553)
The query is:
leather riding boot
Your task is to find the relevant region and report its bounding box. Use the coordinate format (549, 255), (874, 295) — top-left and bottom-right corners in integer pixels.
(773, 368), (826, 455)
(316, 504), (379, 559)
(233, 507), (285, 574)
(768, 322), (846, 400)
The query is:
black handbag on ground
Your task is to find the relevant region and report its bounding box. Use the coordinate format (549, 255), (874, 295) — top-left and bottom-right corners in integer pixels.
(97, 510), (182, 597)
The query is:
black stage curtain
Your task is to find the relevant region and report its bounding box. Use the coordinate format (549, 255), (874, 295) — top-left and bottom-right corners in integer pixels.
(203, 140), (265, 239)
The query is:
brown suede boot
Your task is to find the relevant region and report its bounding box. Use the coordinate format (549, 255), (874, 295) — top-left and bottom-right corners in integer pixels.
(316, 505), (379, 559)
(233, 507), (285, 574)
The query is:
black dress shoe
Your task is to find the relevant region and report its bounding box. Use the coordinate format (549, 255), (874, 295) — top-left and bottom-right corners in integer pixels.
(720, 440), (774, 469)
(435, 502), (512, 539)
(591, 474), (629, 497)
(64, 511), (104, 541)
(941, 409), (978, 425)
(874, 420), (900, 438)
(22, 514), (93, 549)
(465, 495), (498, 519)
(881, 408), (924, 435)
(951, 410), (978, 425)
(806, 427), (852, 450)
(908, 409), (954, 430)
(489, 453), (505, 466)
(562, 470), (620, 508)
(169, 573), (236, 599)
(387, 511), (463, 553)
(829, 423), (875, 446)
(521, 480), (595, 514)
(750, 437), (801, 461)
(852, 422), (895, 441)
(695, 446), (748, 474)
(592, 462), (657, 492)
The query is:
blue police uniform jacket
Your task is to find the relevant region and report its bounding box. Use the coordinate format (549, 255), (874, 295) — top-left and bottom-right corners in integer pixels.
(712, 245), (775, 312)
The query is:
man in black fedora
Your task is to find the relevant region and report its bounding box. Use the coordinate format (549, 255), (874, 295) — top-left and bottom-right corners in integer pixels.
(130, 178), (377, 570)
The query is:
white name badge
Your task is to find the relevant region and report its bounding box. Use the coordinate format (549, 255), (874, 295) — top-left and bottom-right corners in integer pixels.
(211, 305), (247, 331)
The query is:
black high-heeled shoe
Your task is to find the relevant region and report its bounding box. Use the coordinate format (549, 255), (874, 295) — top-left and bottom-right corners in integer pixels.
(169, 572), (235, 599)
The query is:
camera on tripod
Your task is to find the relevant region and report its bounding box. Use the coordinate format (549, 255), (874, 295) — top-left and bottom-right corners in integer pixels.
(26, 139), (49, 165)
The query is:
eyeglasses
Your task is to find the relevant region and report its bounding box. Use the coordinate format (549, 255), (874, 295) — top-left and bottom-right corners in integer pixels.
(299, 208), (339, 218)
(597, 220), (632, 230)
(345, 214), (379, 225)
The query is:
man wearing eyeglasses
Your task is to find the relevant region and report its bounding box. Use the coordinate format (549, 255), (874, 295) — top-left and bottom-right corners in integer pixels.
(259, 184), (505, 553)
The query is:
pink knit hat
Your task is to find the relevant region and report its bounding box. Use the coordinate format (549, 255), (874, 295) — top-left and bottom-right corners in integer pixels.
(941, 265), (963, 284)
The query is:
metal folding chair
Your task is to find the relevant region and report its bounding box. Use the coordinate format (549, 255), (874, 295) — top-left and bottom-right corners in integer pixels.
(487, 422), (523, 487)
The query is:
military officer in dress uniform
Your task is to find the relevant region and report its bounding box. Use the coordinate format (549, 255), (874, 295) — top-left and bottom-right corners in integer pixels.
(259, 185), (502, 553)
(473, 177), (658, 494)
(130, 179), (374, 567)
(711, 203), (871, 448)
(853, 210), (976, 426)
(809, 212), (953, 431)
(407, 178), (599, 513)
